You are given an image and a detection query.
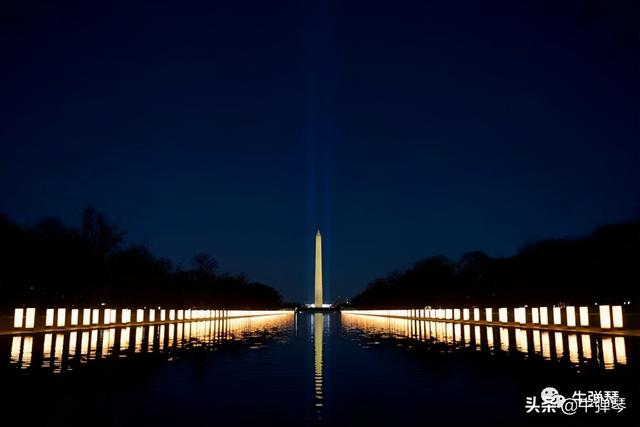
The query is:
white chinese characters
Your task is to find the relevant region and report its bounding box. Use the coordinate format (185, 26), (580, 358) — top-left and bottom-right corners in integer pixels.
(525, 387), (626, 415)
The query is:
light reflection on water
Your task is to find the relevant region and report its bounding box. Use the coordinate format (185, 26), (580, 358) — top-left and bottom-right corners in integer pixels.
(341, 313), (629, 370)
(313, 313), (324, 420)
(3, 314), (294, 374)
(2, 312), (638, 426)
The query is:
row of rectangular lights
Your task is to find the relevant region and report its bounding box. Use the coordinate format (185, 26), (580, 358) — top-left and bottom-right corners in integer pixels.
(343, 305), (624, 329)
(13, 308), (287, 329)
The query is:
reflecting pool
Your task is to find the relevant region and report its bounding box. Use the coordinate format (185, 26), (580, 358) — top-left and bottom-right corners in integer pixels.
(0, 312), (637, 426)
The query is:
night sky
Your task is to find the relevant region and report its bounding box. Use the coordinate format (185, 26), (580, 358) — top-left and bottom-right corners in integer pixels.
(1, 0), (639, 303)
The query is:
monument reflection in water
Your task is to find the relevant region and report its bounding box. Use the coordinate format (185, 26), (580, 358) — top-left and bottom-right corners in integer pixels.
(2, 311), (637, 426)
(313, 313), (324, 420)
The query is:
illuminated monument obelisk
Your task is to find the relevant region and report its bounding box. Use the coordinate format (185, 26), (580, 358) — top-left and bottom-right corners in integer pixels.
(314, 230), (323, 308)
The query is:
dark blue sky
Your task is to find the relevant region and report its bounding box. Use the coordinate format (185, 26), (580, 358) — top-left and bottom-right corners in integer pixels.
(1, 0), (639, 303)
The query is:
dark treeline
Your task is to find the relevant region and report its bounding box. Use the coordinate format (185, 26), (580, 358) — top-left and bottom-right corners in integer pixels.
(350, 221), (640, 309)
(0, 206), (282, 310)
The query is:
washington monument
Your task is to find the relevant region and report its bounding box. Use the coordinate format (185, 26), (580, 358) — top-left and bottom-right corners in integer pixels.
(314, 230), (323, 307)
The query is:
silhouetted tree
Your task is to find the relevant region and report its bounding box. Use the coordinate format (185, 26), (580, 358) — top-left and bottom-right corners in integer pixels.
(351, 222), (640, 309)
(456, 251), (491, 301)
(0, 208), (284, 310)
(193, 252), (218, 278)
(81, 205), (125, 259)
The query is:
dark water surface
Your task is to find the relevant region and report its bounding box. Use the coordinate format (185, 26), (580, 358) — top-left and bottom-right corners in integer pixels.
(1, 312), (638, 426)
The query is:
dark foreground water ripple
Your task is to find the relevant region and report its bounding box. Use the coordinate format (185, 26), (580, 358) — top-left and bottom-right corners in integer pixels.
(0, 312), (638, 426)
